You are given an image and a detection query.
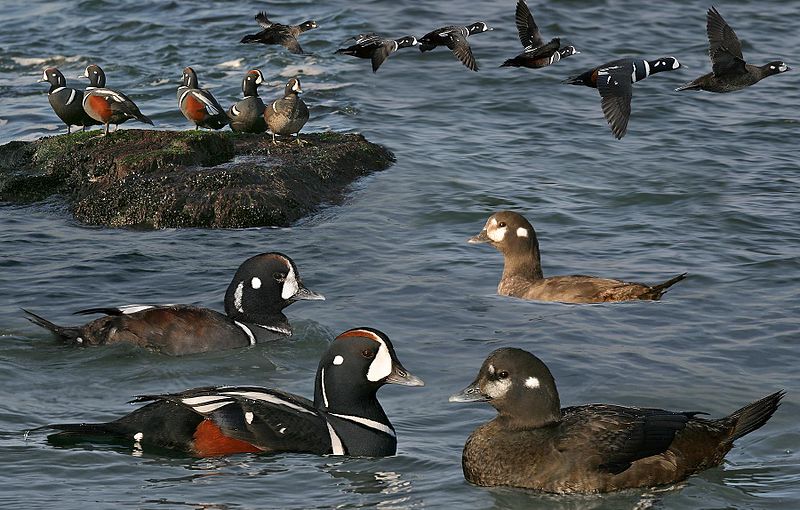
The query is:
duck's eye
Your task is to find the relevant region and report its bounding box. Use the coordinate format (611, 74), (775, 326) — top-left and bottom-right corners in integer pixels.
(361, 349), (375, 359)
(498, 371), (509, 379)
(498, 222), (506, 228)
(273, 272), (286, 282)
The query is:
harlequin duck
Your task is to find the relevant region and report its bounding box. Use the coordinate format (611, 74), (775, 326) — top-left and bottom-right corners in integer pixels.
(45, 327), (423, 457)
(418, 22), (493, 71)
(265, 78), (308, 145)
(228, 69), (267, 134)
(80, 64), (153, 136)
(177, 67), (228, 130)
(676, 7), (790, 93)
(336, 34), (418, 73)
(468, 211), (686, 303)
(450, 347), (784, 493)
(564, 56), (681, 139)
(240, 11), (318, 54)
(23, 252), (323, 355)
(500, 0), (579, 69)
(38, 67), (100, 134)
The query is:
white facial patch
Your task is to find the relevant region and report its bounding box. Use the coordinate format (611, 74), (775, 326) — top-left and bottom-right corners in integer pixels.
(516, 227), (529, 238)
(333, 355), (344, 365)
(488, 225), (507, 242)
(671, 58), (680, 69)
(245, 411), (254, 424)
(133, 432), (143, 441)
(779, 64), (788, 72)
(83, 67), (90, 78)
(255, 72), (264, 85)
(291, 80), (301, 93)
(366, 338), (392, 382)
(487, 364), (495, 375)
(484, 378), (512, 399)
(42, 70), (48, 81)
(281, 264), (299, 300)
(251, 277), (261, 289)
(234, 281), (244, 312)
(525, 376), (540, 389)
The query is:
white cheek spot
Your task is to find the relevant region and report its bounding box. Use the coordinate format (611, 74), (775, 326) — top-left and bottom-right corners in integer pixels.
(672, 59), (680, 69)
(489, 217), (497, 227)
(234, 281), (244, 312)
(133, 432), (143, 441)
(255, 73), (263, 85)
(487, 226), (507, 242)
(281, 265), (299, 300)
(333, 355), (344, 365)
(42, 70), (48, 81)
(516, 227), (529, 238)
(245, 412), (254, 424)
(525, 376), (540, 389)
(485, 378), (512, 399)
(251, 277), (261, 289)
(366, 340), (392, 382)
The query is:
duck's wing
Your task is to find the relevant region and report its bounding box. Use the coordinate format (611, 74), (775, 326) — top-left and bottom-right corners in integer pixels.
(596, 63), (633, 139)
(447, 32), (478, 71)
(255, 11), (274, 29)
(515, 0), (545, 49)
(706, 7), (747, 76)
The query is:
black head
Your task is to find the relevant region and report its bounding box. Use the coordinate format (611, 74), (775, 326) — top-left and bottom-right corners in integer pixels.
(39, 67), (66, 90)
(299, 20), (318, 31)
(83, 64), (106, 88)
(395, 36), (419, 49)
(763, 61), (791, 76)
(450, 347), (561, 428)
(315, 327), (423, 412)
(242, 69), (264, 96)
(284, 77), (303, 96)
(561, 46), (579, 58)
(467, 22), (493, 35)
(468, 211), (539, 255)
(223, 252), (324, 326)
(647, 56), (682, 74)
(181, 66), (199, 88)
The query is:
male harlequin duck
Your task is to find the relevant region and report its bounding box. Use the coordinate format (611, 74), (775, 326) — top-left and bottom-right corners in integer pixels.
(265, 78), (308, 145)
(500, 0), (579, 69)
(228, 69), (267, 134)
(240, 11), (318, 54)
(81, 64), (153, 136)
(676, 7), (790, 93)
(418, 22), (493, 72)
(45, 327), (424, 457)
(23, 252), (323, 355)
(336, 34), (418, 73)
(468, 211), (686, 303)
(38, 67), (100, 134)
(564, 56), (681, 139)
(177, 67), (228, 130)
(450, 347), (784, 493)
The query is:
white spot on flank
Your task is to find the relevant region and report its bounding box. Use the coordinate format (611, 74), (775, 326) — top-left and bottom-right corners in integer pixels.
(366, 337), (392, 382)
(251, 276), (261, 289)
(281, 264), (299, 300)
(231, 104), (241, 116)
(76, 337), (84, 344)
(279, 427), (286, 434)
(234, 281), (244, 312)
(333, 355), (344, 365)
(326, 421), (345, 455)
(516, 227), (529, 238)
(133, 432), (143, 441)
(245, 412), (254, 424)
(525, 376), (540, 389)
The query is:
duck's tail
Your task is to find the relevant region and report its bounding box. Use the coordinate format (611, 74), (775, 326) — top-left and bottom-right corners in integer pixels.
(675, 81), (701, 92)
(649, 272), (688, 298)
(23, 309), (84, 345)
(727, 390), (784, 442)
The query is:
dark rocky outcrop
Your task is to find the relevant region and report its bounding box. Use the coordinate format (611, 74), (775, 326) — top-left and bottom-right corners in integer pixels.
(0, 129), (394, 228)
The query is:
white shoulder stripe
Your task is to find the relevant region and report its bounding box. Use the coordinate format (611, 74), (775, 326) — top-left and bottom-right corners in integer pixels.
(329, 413), (396, 437)
(234, 321), (256, 345)
(51, 86), (66, 94)
(222, 390), (316, 414)
(326, 421), (345, 455)
(193, 401), (232, 413)
(66, 89), (77, 106)
(182, 395), (231, 406)
(194, 91), (220, 115)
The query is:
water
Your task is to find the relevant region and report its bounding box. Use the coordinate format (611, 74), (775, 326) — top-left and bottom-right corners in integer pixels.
(1, 0), (799, 508)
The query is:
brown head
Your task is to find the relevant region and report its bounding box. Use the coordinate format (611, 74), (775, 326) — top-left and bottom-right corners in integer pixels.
(468, 211), (543, 279)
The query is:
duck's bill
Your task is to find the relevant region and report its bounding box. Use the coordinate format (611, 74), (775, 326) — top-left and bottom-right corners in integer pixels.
(449, 382), (488, 403)
(467, 230), (491, 244)
(293, 286), (325, 301)
(385, 363), (424, 387)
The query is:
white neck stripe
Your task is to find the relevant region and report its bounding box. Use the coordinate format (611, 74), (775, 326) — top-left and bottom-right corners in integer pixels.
(329, 413), (396, 437)
(51, 86), (66, 94)
(321, 368), (329, 408)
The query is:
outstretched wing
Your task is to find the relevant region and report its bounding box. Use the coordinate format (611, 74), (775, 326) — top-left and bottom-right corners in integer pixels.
(447, 32), (478, 71)
(371, 40), (395, 72)
(706, 7), (746, 76)
(596, 64), (633, 139)
(515, 0), (544, 49)
(255, 11), (273, 29)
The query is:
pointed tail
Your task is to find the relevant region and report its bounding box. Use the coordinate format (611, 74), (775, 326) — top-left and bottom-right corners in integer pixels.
(675, 82), (700, 92)
(23, 309), (84, 344)
(650, 272), (688, 298)
(728, 390), (784, 442)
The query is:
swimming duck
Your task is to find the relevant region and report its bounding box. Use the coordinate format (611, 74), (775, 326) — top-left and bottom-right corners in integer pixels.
(468, 211), (686, 303)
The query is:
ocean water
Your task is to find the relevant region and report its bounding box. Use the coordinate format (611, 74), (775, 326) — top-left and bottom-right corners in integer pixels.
(1, 0), (799, 508)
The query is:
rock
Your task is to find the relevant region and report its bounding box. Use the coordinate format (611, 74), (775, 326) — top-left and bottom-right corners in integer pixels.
(0, 129), (394, 228)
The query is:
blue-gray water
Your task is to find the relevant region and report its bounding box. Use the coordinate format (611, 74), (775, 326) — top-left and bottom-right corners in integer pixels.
(1, 0), (799, 508)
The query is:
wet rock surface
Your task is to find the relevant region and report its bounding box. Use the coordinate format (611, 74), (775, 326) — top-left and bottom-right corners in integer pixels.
(0, 129), (394, 228)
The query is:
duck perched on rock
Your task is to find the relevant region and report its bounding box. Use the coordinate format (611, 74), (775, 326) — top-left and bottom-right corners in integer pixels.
(450, 347), (784, 493)
(24, 252), (323, 355)
(468, 211), (686, 303)
(418, 21), (493, 71)
(177, 67), (228, 130)
(38, 67), (100, 134)
(80, 64), (153, 136)
(228, 69), (267, 133)
(336, 33), (418, 73)
(676, 7), (790, 93)
(265, 78), (309, 145)
(500, 0), (578, 69)
(240, 11), (318, 54)
(45, 327), (423, 457)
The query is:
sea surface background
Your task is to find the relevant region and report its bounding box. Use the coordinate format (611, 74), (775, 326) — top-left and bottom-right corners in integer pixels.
(1, 0), (798, 508)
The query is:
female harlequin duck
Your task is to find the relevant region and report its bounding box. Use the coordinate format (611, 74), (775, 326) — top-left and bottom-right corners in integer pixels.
(468, 211), (686, 303)
(177, 67), (228, 130)
(45, 327), (423, 457)
(564, 56), (681, 139)
(418, 21), (493, 71)
(38, 67), (100, 134)
(450, 347), (783, 493)
(228, 69), (267, 133)
(676, 7), (790, 93)
(336, 34), (418, 73)
(500, 0), (578, 69)
(81, 64), (153, 136)
(23, 252), (323, 355)
(265, 78), (308, 145)
(240, 11), (318, 54)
